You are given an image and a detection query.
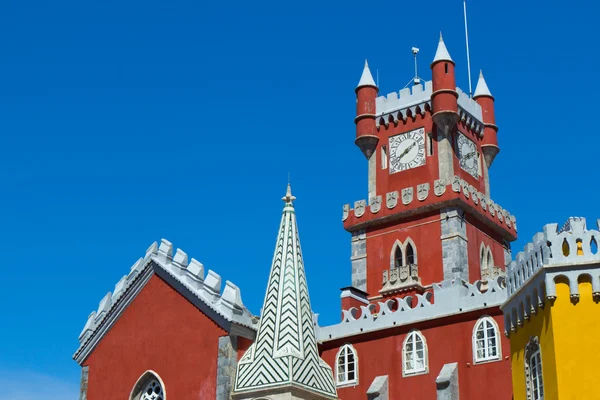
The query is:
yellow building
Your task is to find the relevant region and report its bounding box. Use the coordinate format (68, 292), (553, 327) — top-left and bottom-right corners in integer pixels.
(501, 217), (600, 400)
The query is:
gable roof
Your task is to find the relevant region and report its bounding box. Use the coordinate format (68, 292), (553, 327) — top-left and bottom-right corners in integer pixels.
(73, 239), (257, 364)
(232, 185), (337, 399)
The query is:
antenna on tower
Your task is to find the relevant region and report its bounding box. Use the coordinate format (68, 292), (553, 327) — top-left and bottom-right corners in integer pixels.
(412, 47), (421, 85)
(376, 69), (379, 88)
(463, 0), (473, 97)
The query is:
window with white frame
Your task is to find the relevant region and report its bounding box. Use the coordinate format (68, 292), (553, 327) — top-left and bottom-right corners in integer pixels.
(336, 344), (358, 386)
(403, 330), (427, 375)
(525, 337), (544, 400)
(473, 316), (501, 363)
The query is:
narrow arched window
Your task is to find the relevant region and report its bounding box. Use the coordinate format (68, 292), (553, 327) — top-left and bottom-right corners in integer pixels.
(336, 344), (358, 386)
(480, 246), (486, 269)
(486, 250), (493, 269)
(130, 371), (166, 400)
(403, 330), (427, 376)
(406, 243), (415, 265)
(525, 337), (544, 400)
(394, 246), (403, 269)
(473, 316), (501, 363)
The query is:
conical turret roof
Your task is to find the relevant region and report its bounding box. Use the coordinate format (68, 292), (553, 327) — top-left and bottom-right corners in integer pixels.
(356, 59), (377, 89)
(432, 32), (454, 66)
(474, 70), (493, 99)
(232, 185), (337, 399)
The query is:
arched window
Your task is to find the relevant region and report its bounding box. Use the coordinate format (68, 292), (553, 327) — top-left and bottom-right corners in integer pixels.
(473, 316), (501, 363)
(486, 250), (493, 269)
(336, 344), (358, 386)
(403, 330), (428, 376)
(394, 246), (403, 269)
(130, 371), (166, 400)
(525, 337), (544, 400)
(406, 243), (415, 265)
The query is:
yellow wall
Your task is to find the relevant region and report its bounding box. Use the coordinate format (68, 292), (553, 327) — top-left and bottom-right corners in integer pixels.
(509, 301), (559, 400)
(550, 276), (600, 399)
(510, 276), (600, 400)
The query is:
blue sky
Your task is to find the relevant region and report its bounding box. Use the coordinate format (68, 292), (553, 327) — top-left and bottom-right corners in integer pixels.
(0, 0), (596, 397)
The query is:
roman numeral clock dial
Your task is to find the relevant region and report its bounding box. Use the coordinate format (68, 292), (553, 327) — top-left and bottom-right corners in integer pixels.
(389, 128), (426, 174)
(457, 132), (479, 179)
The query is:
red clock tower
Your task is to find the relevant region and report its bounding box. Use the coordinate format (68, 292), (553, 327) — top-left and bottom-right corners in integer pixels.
(319, 34), (518, 400)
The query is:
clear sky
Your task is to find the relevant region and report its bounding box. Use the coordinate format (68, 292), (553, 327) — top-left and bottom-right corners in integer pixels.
(0, 0), (596, 397)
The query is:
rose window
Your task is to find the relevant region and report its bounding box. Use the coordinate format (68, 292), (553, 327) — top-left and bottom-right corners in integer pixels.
(141, 380), (163, 400)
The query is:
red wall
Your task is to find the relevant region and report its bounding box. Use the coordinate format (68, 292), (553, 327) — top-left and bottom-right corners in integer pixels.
(84, 275), (226, 400)
(320, 312), (512, 400)
(365, 211), (443, 295)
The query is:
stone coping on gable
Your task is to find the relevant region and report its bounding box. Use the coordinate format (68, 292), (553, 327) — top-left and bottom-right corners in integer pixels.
(73, 239), (258, 364)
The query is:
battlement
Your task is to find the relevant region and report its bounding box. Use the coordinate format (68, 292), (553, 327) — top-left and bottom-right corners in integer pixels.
(502, 217), (600, 335)
(316, 276), (506, 342)
(342, 175), (517, 239)
(375, 81), (483, 133)
(74, 239), (257, 364)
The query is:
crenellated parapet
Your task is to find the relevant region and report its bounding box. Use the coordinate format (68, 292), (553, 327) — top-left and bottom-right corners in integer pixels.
(316, 276), (506, 342)
(374, 81), (483, 134)
(342, 175), (517, 239)
(74, 239), (257, 364)
(501, 217), (600, 336)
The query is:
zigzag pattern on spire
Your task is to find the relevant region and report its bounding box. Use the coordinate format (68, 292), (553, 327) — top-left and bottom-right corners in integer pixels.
(233, 196), (337, 398)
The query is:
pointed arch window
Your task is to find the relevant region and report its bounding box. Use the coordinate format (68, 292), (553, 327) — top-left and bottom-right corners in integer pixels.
(473, 316), (501, 363)
(403, 330), (428, 376)
(525, 337), (544, 400)
(130, 371), (166, 400)
(336, 344), (358, 386)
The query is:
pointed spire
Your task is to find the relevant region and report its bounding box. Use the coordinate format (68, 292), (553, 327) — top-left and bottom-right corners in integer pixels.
(356, 59), (377, 89)
(232, 186), (337, 400)
(432, 32), (454, 66)
(474, 70), (493, 99)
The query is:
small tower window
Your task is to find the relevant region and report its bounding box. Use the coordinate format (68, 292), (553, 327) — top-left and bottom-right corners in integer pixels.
(473, 316), (501, 363)
(381, 145), (388, 170)
(394, 246), (403, 269)
(428, 134), (434, 156)
(403, 330), (428, 376)
(445, 63), (449, 74)
(336, 344), (358, 386)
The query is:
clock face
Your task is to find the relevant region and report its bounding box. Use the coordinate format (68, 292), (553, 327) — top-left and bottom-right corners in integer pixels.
(457, 133), (479, 178)
(389, 128), (426, 174)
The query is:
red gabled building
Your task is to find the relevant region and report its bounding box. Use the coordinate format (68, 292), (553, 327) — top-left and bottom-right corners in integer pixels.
(74, 34), (517, 400)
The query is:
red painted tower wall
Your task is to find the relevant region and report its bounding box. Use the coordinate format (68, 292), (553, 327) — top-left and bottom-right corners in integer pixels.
(83, 275), (226, 400)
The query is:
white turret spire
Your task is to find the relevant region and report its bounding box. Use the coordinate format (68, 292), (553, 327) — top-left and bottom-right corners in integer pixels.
(473, 70), (493, 99)
(432, 32), (454, 65)
(356, 59), (377, 89)
(232, 185), (338, 400)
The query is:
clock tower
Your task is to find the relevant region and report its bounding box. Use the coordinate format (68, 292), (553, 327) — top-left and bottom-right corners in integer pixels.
(345, 34), (517, 300)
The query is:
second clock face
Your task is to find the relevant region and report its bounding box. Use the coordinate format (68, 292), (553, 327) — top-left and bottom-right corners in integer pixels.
(457, 132), (479, 178)
(389, 128), (426, 174)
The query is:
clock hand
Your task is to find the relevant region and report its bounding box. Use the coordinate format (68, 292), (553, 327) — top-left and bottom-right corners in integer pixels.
(399, 142), (417, 160)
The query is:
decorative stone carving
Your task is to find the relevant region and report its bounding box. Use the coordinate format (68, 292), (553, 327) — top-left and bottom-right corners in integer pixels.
(355, 200), (366, 218)
(452, 176), (460, 192)
(481, 197), (488, 211)
(386, 191), (399, 209)
(417, 183), (430, 201)
(434, 179), (446, 196)
(370, 195), (382, 214)
(461, 181), (470, 198)
(342, 204), (350, 221)
(381, 264), (420, 294)
(489, 201), (496, 216)
(402, 187), (413, 205)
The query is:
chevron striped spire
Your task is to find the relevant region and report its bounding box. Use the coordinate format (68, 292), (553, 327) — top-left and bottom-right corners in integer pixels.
(232, 185), (337, 399)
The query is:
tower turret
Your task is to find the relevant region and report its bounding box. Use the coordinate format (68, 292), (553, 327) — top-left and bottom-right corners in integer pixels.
(355, 60), (379, 159)
(474, 71), (499, 168)
(430, 33), (459, 134)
